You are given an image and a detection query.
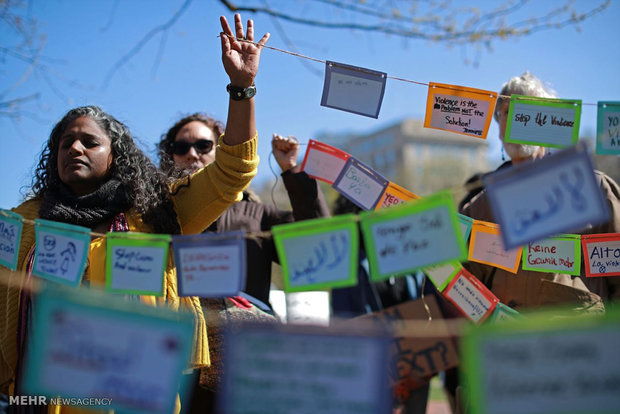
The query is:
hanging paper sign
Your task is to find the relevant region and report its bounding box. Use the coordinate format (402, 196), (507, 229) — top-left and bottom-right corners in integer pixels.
(504, 95), (582, 148)
(355, 295), (459, 387)
(490, 302), (521, 323)
(596, 101), (620, 155)
(32, 219), (90, 286)
(321, 60), (387, 119)
(220, 323), (391, 414)
(581, 233), (620, 277)
(22, 287), (194, 414)
(375, 182), (420, 210)
(333, 157), (389, 211)
(300, 139), (351, 185)
(458, 213), (473, 243)
(422, 260), (462, 292)
(360, 191), (466, 281)
(483, 144), (610, 249)
(521, 234), (581, 275)
(105, 232), (170, 296)
(273, 215), (358, 292)
(423, 82), (497, 138)
(0, 210), (23, 270)
(468, 221), (522, 273)
(461, 308), (620, 414)
(172, 231), (246, 297)
(443, 268), (498, 323)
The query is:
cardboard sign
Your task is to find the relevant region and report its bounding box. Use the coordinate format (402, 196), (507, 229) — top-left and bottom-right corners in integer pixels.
(301, 139), (351, 185)
(321, 61), (387, 119)
(424, 82), (497, 138)
(105, 232), (171, 296)
(581, 233), (620, 277)
(504, 95), (582, 148)
(443, 268), (498, 323)
(360, 192), (466, 281)
(596, 101), (620, 155)
(33, 219), (90, 286)
(333, 157), (389, 211)
(422, 261), (462, 292)
(272, 215), (358, 292)
(22, 287), (194, 414)
(0, 210), (23, 270)
(355, 295), (459, 386)
(375, 182), (420, 210)
(458, 213), (473, 242)
(521, 234), (581, 275)
(219, 323), (391, 414)
(172, 231), (246, 297)
(483, 144), (610, 249)
(468, 221), (522, 274)
(490, 302), (521, 323)
(461, 307), (620, 414)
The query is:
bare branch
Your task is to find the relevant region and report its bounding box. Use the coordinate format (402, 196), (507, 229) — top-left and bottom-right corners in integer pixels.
(102, 0), (193, 89)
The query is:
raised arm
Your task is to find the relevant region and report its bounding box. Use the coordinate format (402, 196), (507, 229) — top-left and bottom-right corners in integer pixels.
(220, 14), (270, 145)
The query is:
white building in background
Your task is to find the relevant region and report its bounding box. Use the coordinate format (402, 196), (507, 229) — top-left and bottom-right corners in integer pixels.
(318, 118), (489, 196)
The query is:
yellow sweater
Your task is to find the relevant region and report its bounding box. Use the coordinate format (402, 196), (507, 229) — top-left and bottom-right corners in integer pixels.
(0, 135), (258, 400)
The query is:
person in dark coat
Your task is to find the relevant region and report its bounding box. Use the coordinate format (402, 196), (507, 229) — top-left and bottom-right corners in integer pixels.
(158, 115), (330, 307)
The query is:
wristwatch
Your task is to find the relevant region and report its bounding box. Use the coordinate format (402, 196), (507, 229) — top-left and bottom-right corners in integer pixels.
(226, 83), (256, 100)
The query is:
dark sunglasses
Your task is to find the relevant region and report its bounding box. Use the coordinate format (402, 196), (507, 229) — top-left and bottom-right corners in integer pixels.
(171, 139), (214, 156)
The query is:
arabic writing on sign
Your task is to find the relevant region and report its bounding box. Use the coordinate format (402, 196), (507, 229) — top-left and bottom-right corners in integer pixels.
(285, 231), (350, 287)
(511, 167), (587, 237)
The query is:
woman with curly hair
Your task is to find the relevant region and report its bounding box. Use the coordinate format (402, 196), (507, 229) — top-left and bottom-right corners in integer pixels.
(0, 14), (269, 412)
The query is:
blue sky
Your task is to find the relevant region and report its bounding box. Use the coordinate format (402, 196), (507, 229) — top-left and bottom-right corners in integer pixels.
(1, 0), (619, 209)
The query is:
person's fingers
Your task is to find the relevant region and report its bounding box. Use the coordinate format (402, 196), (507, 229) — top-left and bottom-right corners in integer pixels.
(220, 31), (230, 54)
(220, 15), (233, 36)
(234, 13), (245, 40)
(257, 32), (270, 48)
(246, 19), (254, 42)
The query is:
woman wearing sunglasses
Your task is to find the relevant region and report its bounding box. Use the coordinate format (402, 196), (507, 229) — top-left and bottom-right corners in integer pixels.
(159, 116), (330, 308)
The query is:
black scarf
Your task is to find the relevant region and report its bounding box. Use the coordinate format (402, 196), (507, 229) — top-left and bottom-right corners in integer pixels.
(39, 179), (131, 228)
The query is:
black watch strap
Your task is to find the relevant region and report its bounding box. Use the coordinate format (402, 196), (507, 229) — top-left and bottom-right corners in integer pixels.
(226, 83), (256, 101)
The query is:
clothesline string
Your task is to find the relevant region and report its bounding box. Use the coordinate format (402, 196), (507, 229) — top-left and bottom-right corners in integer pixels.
(219, 34), (601, 106)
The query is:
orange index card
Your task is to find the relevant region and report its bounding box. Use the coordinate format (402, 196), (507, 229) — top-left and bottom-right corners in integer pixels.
(468, 221), (522, 274)
(300, 139), (351, 185)
(424, 82), (497, 139)
(375, 182), (420, 210)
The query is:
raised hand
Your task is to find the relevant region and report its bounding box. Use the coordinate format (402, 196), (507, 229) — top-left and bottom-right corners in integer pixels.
(272, 134), (300, 172)
(220, 14), (270, 88)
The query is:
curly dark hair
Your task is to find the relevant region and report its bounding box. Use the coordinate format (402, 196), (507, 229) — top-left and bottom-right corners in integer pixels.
(157, 113), (224, 179)
(31, 105), (181, 234)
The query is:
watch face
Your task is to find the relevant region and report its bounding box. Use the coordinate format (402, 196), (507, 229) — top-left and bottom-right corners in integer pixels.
(245, 87), (256, 99)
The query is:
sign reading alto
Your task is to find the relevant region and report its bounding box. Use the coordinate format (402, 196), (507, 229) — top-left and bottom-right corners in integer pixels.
(360, 191), (466, 281)
(483, 144), (610, 250)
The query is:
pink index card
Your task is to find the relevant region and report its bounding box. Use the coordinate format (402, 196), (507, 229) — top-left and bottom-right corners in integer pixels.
(300, 139), (350, 185)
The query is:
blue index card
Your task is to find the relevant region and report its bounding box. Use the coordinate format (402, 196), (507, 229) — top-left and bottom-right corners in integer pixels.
(483, 143), (610, 250)
(0, 210), (23, 270)
(33, 219), (90, 286)
(333, 157), (389, 211)
(458, 213), (473, 243)
(219, 322), (392, 414)
(23, 286), (194, 414)
(172, 230), (246, 297)
(596, 101), (620, 155)
(321, 61), (387, 119)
